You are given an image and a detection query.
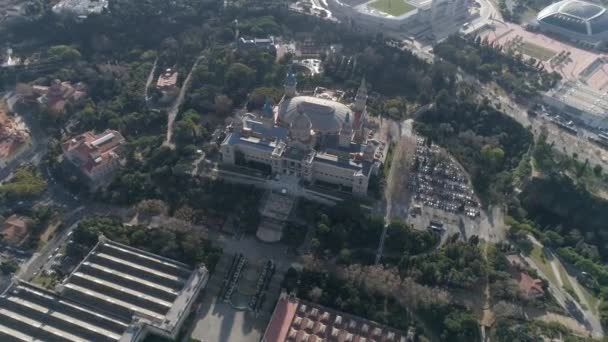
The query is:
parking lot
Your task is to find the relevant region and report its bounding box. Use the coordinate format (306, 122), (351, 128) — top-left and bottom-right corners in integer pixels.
(409, 138), (479, 217)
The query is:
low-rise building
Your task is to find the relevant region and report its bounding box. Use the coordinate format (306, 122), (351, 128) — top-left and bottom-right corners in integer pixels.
(31, 79), (86, 115)
(238, 36), (277, 51)
(61, 129), (125, 188)
(0, 236), (209, 342)
(156, 68), (179, 104)
(543, 80), (608, 130)
(0, 109), (31, 169)
(263, 291), (412, 342)
(1, 214), (31, 246)
(52, 0), (109, 18)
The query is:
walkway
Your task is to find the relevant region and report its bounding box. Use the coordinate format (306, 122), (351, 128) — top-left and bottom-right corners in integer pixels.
(143, 57), (158, 107)
(164, 54), (204, 148)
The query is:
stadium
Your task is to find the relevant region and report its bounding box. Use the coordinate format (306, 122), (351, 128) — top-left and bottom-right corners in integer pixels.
(325, 0), (469, 40)
(537, 0), (608, 49)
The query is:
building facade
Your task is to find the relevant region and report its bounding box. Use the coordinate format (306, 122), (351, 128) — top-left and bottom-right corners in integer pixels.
(220, 66), (382, 196)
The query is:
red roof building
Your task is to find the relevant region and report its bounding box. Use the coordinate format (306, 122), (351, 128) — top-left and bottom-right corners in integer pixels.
(263, 292), (412, 342)
(62, 129), (125, 188)
(33, 79), (86, 115)
(1, 214), (32, 246)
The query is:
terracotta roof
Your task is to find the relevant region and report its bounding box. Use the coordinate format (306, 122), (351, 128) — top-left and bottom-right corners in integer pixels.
(517, 272), (545, 298)
(0, 110), (30, 160)
(264, 293), (409, 342)
(157, 69), (178, 88)
(61, 130), (125, 176)
(2, 214), (31, 246)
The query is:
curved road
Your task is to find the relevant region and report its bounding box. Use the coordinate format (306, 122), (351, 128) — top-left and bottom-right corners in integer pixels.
(164, 55), (205, 148)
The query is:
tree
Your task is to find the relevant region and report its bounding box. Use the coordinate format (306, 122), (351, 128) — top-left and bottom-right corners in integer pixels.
(224, 63), (255, 96)
(47, 45), (81, 63)
(214, 95), (233, 116)
(594, 164), (602, 177)
(136, 199), (168, 219)
(1, 258), (19, 275)
(481, 145), (505, 170)
(0, 166), (47, 199)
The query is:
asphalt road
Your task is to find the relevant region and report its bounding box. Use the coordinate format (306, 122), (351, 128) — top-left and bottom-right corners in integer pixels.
(17, 206), (85, 281)
(524, 235), (603, 338)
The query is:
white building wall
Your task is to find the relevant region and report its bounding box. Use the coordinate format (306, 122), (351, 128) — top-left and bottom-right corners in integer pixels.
(239, 144), (273, 164)
(312, 161), (358, 187)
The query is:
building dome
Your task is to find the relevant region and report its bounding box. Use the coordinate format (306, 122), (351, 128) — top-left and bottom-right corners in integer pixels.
(290, 109), (313, 142)
(279, 96), (353, 134)
(537, 0), (608, 37)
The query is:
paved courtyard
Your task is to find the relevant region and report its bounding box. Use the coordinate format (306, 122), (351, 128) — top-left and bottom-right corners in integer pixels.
(189, 234), (295, 342)
(480, 22), (606, 90)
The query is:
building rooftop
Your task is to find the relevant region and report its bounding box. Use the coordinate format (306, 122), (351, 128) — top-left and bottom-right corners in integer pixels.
(1, 214), (31, 246)
(0, 110), (30, 161)
(61, 129), (125, 176)
(0, 280), (131, 342)
(278, 96), (354, 134)
(0, 237), (209, 342)
(52, 0), (108, 17)
(538, 0), (608, 36)
(225, 118), (288, 152)
(157, 69), (178, 88)
(544, 81), (608, 128)
(263, 292), (410, 342)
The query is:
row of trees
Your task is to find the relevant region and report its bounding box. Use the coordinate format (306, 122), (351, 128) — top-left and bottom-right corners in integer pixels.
(434, 35), (561, 100)
(284, 261), (480, 341)
(69, 216), (222, 269)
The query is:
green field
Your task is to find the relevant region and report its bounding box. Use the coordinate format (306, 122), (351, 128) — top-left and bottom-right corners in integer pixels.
(516, 42), (556, 62)
(368, 0), (416, 16)
(529, 244), (558, 285)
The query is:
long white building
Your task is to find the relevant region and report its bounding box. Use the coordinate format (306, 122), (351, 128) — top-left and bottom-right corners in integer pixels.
(220, 66), (383, 196)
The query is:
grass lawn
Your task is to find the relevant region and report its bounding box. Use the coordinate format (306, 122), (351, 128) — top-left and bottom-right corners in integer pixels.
(529, 244), (558, 285)
(368, 0), (416, 16)
(579, 285), (600, 315)
(32, 273), (60, 290)
(516, 42), (556, 61)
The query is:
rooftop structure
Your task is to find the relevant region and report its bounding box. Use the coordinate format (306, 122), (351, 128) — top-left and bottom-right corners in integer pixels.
(542, 80), (608, 130)
(537, 0), (608, 48)
(0, 236), (209, 342)
(1, 214), (31, 246)
(263, 292), (412, 342)
(61, 129), (126, 188)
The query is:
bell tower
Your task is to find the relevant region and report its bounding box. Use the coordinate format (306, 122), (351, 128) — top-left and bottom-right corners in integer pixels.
(354, 78), (368, 113)
(284, 64), (297, 98)
(261, 97), (274, 129)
